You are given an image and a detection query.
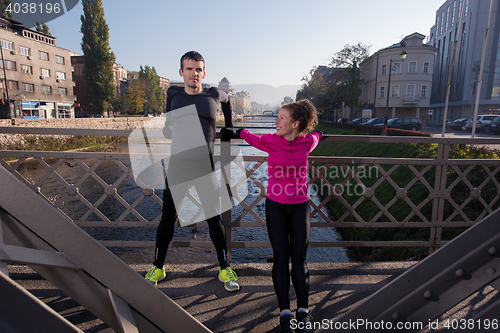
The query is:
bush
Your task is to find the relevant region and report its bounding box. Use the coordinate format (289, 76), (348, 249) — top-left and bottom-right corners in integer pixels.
(384, 128), (432, 137)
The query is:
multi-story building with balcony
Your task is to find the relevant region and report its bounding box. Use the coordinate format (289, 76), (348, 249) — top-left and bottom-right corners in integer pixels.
(359, 33), (437, 122)
(0, 16), (76, 119)
(429, 0), (500, 125)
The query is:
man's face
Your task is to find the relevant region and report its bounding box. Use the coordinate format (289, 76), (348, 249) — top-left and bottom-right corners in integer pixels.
(179, 59), (205, 90)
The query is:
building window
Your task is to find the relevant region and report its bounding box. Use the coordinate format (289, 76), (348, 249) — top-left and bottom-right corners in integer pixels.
(421, 85), (428, 97)
(55, 55), (65, 64)
(406, 85), (415, 100)
(3, 80), (19, 90)
(380, 86), (385, 98)
(40, 68), (51, 77)
(22, 101), (39, 118)
(423, 62), (430, 74)
(56, 71), (66, 80)
(436, 16), (440, 36)
(1, 39), (14, 50)
(18, 46), (30, 56)
(74, 66), (84, 77)
(381, 64), (387, 75)
(22, 83), (34, 92)
(441, 11), (445, 34)
(408, 61), (417, 73)
(452, 1), (456, 25)
(446, 7), (450, 30)
(1, 60), (16, 71)
(42, 85), (52, 94)
(57, 103), (72, 118)
(58, 87), (67, 95)
(392, 62), (401, 74)
(39, 50), (49, 61)
(391, 85), (399, 98)
(20, 64), (32, 74)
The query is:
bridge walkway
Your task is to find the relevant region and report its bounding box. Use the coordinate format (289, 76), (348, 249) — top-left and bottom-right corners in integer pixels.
(7, 260), (500, 332)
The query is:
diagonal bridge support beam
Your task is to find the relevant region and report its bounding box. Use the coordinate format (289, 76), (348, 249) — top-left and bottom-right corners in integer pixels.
(0, 164), (211, 332)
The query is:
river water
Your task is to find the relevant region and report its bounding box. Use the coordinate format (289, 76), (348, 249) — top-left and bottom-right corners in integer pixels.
(15, 127), (349, 264)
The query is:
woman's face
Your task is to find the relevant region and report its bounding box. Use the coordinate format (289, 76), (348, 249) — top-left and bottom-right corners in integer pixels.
(275, 108), (299, 140)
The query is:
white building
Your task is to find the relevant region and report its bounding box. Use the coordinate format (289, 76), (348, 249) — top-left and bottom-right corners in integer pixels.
(359, 33), (437, 121)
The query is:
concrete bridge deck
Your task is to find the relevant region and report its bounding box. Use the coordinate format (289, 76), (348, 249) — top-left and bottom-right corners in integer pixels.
(8, 261), (500, 333)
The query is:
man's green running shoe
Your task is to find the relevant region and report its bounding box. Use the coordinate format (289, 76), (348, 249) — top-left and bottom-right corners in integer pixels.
(218, 267), (240, 291)
(145, 265), (166, 286)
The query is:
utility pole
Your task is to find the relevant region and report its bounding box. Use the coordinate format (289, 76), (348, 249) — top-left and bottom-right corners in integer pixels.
(0, 42), (11, 119)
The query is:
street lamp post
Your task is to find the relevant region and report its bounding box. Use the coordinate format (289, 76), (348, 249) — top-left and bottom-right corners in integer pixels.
(384, 50), (407, 128)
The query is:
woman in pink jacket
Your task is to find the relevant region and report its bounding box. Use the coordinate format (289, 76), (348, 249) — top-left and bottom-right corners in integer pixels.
(237, 99), (322, 333)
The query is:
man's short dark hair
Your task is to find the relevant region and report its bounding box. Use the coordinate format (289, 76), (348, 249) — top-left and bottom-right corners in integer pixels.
(180, 51), (205, 70)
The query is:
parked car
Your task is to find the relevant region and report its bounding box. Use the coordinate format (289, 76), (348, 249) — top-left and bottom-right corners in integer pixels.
(351, 117), (370, 124)
(385, 117), (422, 131)
(465, 115), (498, 132)
(450, 118), (469, 131)
(338, 117), (354, 123)
(364, 117), (385, 126)
(490, 116), (500, 134)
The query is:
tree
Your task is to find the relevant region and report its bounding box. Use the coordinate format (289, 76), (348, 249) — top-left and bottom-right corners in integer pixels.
(80, 0), (116, 115)
(329, 42), (371, 108)
(139, 65), (163, 113)
(35, 22), (51, 35)
(0, 0), (12, 18)
(296, 66), (331, 115)
(282, 96), (294, 104)
(125, 79), (147, 114)
(330, 42), (371, 69)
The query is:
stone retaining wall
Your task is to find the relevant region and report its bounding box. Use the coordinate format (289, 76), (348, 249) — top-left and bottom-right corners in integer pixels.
(0, 117), (149, 150)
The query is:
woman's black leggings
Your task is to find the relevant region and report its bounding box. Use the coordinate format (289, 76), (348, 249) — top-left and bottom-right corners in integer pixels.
(266, 198), (310, 311)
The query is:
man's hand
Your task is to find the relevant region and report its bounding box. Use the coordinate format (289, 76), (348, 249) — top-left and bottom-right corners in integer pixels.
(220, 127), (234, 141)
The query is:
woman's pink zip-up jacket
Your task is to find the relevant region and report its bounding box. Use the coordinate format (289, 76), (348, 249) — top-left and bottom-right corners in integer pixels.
(239, 129), (322, 204)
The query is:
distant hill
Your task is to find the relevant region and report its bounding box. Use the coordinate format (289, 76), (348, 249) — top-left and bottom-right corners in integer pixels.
(231, 84), (301, 106)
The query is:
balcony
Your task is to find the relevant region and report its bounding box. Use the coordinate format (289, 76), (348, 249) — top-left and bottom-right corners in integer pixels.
(402, 95), (420, 105)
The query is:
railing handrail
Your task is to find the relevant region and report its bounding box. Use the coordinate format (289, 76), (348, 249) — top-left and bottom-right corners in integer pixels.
(2, 126), (500, 146)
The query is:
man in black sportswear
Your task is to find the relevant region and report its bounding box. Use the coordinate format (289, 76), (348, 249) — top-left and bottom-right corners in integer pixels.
(144, 51), (239, 291)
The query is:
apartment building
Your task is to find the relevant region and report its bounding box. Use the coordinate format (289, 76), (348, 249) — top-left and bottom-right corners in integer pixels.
(359, 33), (437, 121)
(0, 16), (75, 119)
(429, 0), (500, 124)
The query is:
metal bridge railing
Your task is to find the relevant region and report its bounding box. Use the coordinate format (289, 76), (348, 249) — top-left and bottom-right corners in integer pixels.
(1, 126), (500, 261)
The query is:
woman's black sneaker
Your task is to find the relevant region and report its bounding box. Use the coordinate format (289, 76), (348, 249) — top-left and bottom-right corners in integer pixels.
(296, 311), (314, 333)
(280, 314), (296, 333)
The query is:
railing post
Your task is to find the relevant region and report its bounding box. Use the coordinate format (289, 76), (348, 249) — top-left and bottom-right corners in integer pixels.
(220, 140), (233, 263)
(430, 141), (450, 254)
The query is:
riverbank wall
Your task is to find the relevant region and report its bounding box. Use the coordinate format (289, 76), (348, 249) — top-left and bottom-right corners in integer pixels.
(0, 117), (149, 150)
